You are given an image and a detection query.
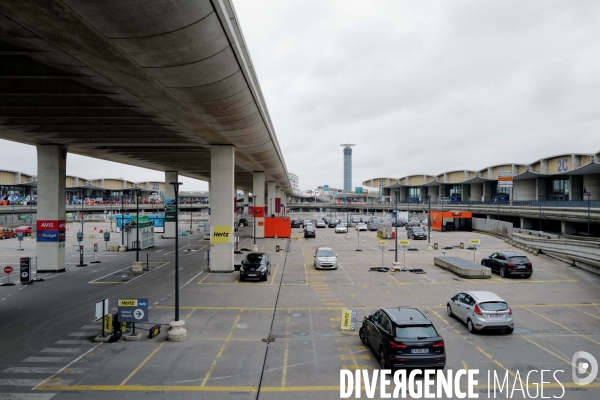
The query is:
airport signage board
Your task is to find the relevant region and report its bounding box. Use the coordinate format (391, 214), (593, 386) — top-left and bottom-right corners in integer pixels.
(117, 298), (149, 323)
(498, 171), (513, 188)
(36, 220), (66, 242)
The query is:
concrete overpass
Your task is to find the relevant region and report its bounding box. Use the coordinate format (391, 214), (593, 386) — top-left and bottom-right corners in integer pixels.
(0, 1), (291, 272)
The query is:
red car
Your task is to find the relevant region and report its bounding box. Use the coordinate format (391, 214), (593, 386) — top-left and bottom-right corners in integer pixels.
(14, 226), (32, 236)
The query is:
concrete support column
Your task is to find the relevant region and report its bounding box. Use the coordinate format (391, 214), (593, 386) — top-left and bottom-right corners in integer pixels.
(36, 145), (67, 272)
(164, 171), (178, 238)
(536, 178), (547, 201)
(275, 186), (281, 216)
(483, 181), (493, 201)
(267, 181), (276, 217)
(243, 191), (249, 217)
(569, 175), (583, 201)
(253, 172), (265, 240)
(520, 217), (533, 229)
(209, 145), (235, 272)
(461, 184), (470, 201)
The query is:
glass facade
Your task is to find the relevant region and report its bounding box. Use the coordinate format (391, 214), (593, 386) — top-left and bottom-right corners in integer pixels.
(549, 178), (569, 200)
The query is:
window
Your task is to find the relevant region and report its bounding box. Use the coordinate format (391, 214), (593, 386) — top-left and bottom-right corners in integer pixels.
(316, 249), (335, 257)
(395, 325), (437, 339)
(479, 302), (508, 312)
(496, 185), (510, 194)
(380, 314), (391, 333)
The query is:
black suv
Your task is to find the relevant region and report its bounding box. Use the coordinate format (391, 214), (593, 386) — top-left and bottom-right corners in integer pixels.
(360, 308), (445, 370)
(238, 218), (248, 227)
(240, 253), (271, 281)
(481, 251), (533, 278)
(290, 219), (302, 228)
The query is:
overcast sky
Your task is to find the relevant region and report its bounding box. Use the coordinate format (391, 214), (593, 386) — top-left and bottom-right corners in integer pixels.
(2, 1), (599, 192)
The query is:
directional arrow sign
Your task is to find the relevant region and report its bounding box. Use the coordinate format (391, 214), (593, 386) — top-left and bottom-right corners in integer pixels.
(117, 298), (148, 323)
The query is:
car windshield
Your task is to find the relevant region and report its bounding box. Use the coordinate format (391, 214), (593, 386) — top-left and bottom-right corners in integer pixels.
(395, 325), (437, 339)
(244, 254), (264, 264)
(479, 301), (508, 311)
(412, 228), (424, 233)
(509, 256), (530, 263)
(316, 249), (335, 257)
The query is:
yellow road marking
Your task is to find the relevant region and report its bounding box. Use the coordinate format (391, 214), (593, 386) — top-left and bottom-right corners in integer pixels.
(120, 343), (165, 386)
(462, 360), (468, 372)
(270, 263), (279, 284)
(564, 305), (600, 321)
(522, 306), (600, 346)
(201, 311), (242, 386)
(197, 273), (212, 284)
(520, 337), (577, 369)
(476, 346), (516, 378)
(184, 308), (196, 321)
(281, 311), (290, 387)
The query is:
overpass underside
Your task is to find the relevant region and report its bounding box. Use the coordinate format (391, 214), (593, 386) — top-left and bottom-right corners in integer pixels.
(0, 1), (291, 272)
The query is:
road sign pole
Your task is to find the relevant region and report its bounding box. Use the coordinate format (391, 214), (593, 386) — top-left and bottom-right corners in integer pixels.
(404, 246), (406, 270)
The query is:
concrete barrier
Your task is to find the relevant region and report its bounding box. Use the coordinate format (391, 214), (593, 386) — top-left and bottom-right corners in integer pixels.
(512, 233), (600, 275)
(433, 256), (491, 279)
(472, 218), (513, 238)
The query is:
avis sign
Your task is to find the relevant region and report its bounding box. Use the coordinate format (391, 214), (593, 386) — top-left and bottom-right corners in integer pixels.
(117, 298), (149, 323)
(36, 220), (66, 242)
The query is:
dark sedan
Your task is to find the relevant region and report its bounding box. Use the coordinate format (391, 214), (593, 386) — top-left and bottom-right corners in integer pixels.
(304, 226), (316, 238)
(408, 227), (427, 240)
(290, 219), (302, 228)
(238, 218), (248, 227)
(327, 220), (338, 228)
(481, 251), (532, 278)
(360, 308), (446, 370)
(240, 253), (271, 281)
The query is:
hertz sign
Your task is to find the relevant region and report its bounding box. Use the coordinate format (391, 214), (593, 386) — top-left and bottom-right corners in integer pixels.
(210, 226), (233, 244)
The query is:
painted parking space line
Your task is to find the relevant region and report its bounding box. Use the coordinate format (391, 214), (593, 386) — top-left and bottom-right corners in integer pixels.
(200, 311), (243, 386)
(120, 343), (165, 386)
(521, 306), (600, 346)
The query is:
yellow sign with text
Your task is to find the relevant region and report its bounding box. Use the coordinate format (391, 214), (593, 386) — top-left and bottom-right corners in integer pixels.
(118, 299), (137, 307)
(210, 226), (233, 244)
(379, 240), (386, 247)
(470, 239), (481, 245)
(103, 314), (112, 332)
(340, 310), (357, 331)
(399, 240), (410, 246)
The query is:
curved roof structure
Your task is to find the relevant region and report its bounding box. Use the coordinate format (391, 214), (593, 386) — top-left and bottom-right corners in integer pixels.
(0, 0), (290, 193)
(363, 152), (599, 187)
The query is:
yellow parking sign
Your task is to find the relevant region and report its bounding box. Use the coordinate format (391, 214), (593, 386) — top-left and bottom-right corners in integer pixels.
(470, 239), (480, 245)
(341, 310), (357, 331)
(399, 240), (410, 246)
(103, 314), (112, 332)
(379, 240), (386, 247)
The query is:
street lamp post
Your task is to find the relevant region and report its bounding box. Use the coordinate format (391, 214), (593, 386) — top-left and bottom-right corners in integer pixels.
(80, 196), (84, 235)
(135, 190), (140, 262)
(170, 182), (183, 321)
(394, 190), (399, 263)
(121, 195), (125, 247)
(427, 195), (432, 248)
(251, 195), (258, 252)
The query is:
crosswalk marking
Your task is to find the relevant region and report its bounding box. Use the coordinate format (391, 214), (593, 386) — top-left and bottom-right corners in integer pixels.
(79, 325), (102, 330)
(68, 332), (91, 337)
(23, 357), (73, 363)
(55, 340), (91, 345)
(40, 348), (90, 353)
(2, 367), (88, 374)
(0, 395), (56, 400)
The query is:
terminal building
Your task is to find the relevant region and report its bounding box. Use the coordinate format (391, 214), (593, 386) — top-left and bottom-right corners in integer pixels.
(363, 152), (600, 203)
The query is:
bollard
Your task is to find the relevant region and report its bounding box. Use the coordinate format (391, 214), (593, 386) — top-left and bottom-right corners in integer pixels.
(276, 245), (280, 252)
(442, 251), (446, 257)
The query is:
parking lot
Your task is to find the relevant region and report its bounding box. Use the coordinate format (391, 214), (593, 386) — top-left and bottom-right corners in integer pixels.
(0, 216), (599, 399)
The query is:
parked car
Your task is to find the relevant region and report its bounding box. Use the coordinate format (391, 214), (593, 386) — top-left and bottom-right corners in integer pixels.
(303, 219), (312, 227)
(327, 220), (338, 228)
(359, 308), (446, 369)
(314, 247), (338, 269)
(335, 223), (348, 234)
(316, 220), (326, 228)
(392, 218), (407, 227)
(304, 226), (316, 238)
(367, 220), (379, 231)
(351, 217), (361, 224)
(481, 251), (533, 278)
(406, 220), (420, 229)
(14, 226), (32, 236)
(0, 227), (17, 239)
(290, 219), (302, 228)
(239, 253), (271, 281)
(356, 222), (368, 231)
(447, 291), (514, 334)
(238, 218), (248, 227)
(408, 227), (427, 240)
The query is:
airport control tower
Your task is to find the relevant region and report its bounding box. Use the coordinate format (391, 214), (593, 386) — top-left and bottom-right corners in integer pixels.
(340, 144), (355, 192)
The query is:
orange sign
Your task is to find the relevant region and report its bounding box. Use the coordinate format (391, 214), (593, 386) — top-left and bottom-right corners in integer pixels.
(258, 221), (264, 227)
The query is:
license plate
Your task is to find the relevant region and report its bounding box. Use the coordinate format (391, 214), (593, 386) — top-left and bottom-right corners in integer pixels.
(247, 274), (256, 277)
(489, 314), (504, 318)
(411, 349), (429, 354)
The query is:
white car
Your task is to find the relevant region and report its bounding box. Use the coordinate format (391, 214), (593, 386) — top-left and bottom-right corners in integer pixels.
(355, 223), (367, 231)
(335, 223), (348, 234)
(447, 291), (514, 334)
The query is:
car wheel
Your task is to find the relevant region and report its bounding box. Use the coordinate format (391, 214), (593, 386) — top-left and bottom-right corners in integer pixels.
(467, 319), (476, 334)
(499, 267), (506, 278)
(0, 236), (4, 240)
(240, 276), (245, 282)
(379, 348), (388, 369)
(359, 327), (368, 345)
(13, 234), (17, 238)
(481, 260), (485, 266)
(506, 328), (514, 334)
(447, 304), (454, 318)
(262, 274), (268, 282)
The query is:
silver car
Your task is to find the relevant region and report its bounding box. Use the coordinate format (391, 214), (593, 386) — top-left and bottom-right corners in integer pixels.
(313, 247), (338, 269)
(447, 291), (514, 334)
